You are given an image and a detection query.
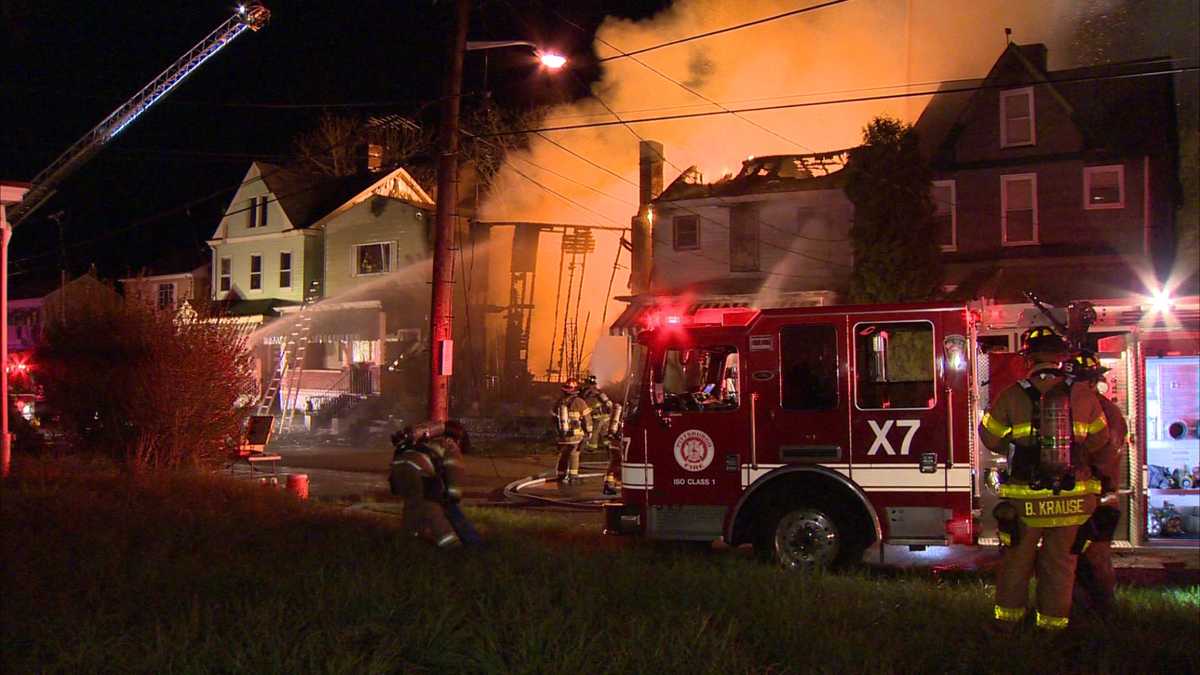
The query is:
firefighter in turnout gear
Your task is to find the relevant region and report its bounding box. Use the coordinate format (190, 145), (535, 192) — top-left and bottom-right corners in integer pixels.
(580, 374), (621, 495)
(1064, 353), (1128, 617)
(554, 377), (593, 485)
(980, 327), (1115, 632)
(388, 421), (478, 548)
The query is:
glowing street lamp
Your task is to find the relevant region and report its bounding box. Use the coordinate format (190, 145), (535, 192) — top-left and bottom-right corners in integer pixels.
(539, 52), (566, 70)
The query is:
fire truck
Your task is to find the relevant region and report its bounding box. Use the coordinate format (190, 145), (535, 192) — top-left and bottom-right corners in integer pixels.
(603, 301), (980, 568)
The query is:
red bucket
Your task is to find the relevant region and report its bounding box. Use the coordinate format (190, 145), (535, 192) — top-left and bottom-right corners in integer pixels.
(286, 473), (309, 500)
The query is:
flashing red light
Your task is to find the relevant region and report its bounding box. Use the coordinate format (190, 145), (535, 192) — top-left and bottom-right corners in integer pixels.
(665, 315), (682, 325)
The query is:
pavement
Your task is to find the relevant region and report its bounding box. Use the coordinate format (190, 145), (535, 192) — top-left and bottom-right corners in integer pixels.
(266, 438), (1200, 580)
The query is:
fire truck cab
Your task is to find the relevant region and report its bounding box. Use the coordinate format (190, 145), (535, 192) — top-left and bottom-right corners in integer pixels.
(605, 301), (978, 568)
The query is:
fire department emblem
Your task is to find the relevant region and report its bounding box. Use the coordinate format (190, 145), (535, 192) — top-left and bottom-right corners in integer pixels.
(674, 429), (715, 472)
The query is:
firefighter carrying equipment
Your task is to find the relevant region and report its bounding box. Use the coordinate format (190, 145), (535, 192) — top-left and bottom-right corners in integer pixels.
(389, 423), (471, 547)
(554, 392), (593, 482)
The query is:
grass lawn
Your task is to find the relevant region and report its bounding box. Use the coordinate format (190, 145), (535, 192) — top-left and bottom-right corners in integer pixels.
(3, 457), (1198, 674)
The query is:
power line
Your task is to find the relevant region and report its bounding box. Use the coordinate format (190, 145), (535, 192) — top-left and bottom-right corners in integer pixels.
(479, 66), (1200, 137)
(594, 0), (851, 63)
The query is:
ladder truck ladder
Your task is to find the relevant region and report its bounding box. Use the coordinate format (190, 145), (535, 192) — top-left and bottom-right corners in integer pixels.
(7, 4), (270, 227)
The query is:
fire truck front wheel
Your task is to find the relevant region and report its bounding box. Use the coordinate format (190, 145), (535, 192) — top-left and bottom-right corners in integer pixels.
(754, 497), (860, 570)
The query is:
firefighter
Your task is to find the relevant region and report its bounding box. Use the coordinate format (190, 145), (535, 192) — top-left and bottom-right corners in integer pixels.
(980, 326), (1115, 632)
(580, 374), (620, 495)
(388, 420), (480, 548)
(553, 377), (593, 485)
(1064, 353), (1128, 617)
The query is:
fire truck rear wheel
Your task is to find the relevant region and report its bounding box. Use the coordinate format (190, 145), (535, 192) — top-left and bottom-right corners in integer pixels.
(755, 498), (859, 570)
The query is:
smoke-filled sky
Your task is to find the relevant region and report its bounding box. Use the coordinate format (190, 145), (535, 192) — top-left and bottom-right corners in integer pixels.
(480, 0), (1199, 378)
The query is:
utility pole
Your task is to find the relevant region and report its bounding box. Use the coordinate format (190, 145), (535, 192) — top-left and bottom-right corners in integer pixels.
(428, 0), (470, 422)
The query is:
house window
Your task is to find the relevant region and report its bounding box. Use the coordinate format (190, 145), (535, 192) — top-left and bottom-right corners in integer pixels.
(354, 242), (391, 275)
(250, 254), (262, 290)
(729, 203), (760, 272)
(1084, 165), (1125, 209)
(248, 197), (259, 228)
(259, 196), (268, 227)
(219, 257), (232, 292)
(279, 251), (293, 288)
(1001, 173), (1038, 245)
(156, 283), (175, 310)
(1000, 87), (1035, 147)
(673, 215), (699, 250)
(932, 180), (957, 251)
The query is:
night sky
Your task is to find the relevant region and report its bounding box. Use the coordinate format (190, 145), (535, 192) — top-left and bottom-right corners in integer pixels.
(1, 0), (671, 296)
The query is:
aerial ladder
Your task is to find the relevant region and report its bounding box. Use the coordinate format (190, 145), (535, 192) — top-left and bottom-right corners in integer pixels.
(6, 4), (271, 227)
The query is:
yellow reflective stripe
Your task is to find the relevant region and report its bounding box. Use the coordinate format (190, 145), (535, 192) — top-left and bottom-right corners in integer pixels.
(1023, 514), (1092, 527)
(994, 605), (1026, 622)
(1087, 416), (1107, 434)
(1081, 540), (1092, 553)
(1011, 422), (1033, 440)
(1035, 612), (1069, 630)
(997, 479), (1102, 500)
(998, 532), (1011, 546)
(981, 412), (1011, 438)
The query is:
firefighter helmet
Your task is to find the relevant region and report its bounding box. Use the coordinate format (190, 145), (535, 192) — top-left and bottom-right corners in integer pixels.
(584, 374), (598, 386)
(1063, 352), (1109, 381)
(1019, 326), (1067, 357)
(561, 377), (580, 394)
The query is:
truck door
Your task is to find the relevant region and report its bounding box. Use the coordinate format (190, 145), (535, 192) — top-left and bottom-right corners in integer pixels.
(848, 315), (950, 542)
(752, 319), (851, 472)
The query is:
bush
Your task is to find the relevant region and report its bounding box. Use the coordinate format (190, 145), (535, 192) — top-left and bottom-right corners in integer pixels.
(33, 301), (257, 471)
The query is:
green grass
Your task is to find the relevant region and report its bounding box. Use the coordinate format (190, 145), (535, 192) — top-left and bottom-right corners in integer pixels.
(3, 458), (1198, 674)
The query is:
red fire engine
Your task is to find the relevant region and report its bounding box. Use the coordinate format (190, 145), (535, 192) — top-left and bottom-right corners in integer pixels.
(604, 301), (978, 568)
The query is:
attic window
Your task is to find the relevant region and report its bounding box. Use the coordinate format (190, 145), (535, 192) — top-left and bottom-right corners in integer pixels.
(1083, 165), (1124, 209)
(1000, 87), (1035, 148)
(248, 197), (259, 227)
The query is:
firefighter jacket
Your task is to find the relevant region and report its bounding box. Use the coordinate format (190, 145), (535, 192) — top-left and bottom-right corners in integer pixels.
(581, 384), (615, 417)
(1094, 396), (1127, 494)
(554, 394), (594, 443)
(392, 435), (466, 503)
(979, 367), (1115, 528)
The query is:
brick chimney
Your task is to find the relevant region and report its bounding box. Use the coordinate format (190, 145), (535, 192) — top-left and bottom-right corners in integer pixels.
(631, 140), (663, 294)
(365, 143), (384, 172)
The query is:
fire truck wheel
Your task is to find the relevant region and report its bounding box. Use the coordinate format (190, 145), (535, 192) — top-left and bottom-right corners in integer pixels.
(755, 498), (856, 571)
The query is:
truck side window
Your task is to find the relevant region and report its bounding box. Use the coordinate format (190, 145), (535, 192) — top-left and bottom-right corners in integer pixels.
(780, 325), (838, 410)
(854, 322), (935, 410)
(659, 346), (739, 412)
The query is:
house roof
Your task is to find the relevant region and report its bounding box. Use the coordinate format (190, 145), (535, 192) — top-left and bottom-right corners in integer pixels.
(655, 151), (850, 203)
(916, 43), (1177, 165)
(249, 162), (433, 230)
(217, 297), (299, 318)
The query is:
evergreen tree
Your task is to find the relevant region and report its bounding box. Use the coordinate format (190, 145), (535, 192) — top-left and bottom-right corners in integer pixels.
(844, 116), (942, 303)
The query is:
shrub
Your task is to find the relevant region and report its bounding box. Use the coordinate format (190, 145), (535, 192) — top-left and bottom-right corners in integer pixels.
(33, 301), (257, 471)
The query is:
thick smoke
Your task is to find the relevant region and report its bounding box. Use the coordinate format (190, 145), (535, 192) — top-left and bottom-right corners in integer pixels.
(480, 0), (1092, 378)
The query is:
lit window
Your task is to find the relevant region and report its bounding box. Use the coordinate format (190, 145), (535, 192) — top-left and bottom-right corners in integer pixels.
(1001, 174), (1038, 245)
(1083, 165), (1124, 209)
(248, 196), (259, 227)
(250, 254), (262, 290)
(279, 251), (292, 288)
(157, 283), (175, 310)
(854, 322), (935, 410)
(1000, 87), (1035, 147)
(673, 215), (699, 250)
(354, 242), (391, 275)
(932, 180), (957, 251)
(219, 257), (232, 292)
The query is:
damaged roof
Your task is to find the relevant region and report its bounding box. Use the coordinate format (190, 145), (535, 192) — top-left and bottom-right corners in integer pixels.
(655, 150), (850, 203)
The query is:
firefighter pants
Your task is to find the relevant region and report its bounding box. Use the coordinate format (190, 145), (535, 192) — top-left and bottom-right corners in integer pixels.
(1075, 540), (1116, 614)
(994, 494), (1097, 629)
(604, 443), (622, 489)
(589, 414), (610, 451)
(556, 441), (581, 481)
(392, 461), (460, 548)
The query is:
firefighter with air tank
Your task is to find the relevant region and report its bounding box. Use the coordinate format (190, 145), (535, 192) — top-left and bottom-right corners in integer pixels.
(580, 374), (624, 496)
(980, 326), (1117, 632)
(553, 377), (593, 486)
(388, 420), (481, 548)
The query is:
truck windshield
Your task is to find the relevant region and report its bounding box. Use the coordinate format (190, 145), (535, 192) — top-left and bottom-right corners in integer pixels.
(655, 345), (739, 413)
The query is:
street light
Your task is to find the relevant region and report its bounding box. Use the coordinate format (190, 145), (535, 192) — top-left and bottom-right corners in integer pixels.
(428, 0), (566, 422)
